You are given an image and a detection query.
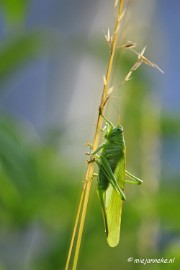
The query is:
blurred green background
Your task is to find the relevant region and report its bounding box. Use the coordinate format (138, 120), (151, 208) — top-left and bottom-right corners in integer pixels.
(0, 1), (179, 269)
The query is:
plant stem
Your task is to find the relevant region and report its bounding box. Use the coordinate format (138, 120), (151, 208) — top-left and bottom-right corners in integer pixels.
(65, 1), (124, 269)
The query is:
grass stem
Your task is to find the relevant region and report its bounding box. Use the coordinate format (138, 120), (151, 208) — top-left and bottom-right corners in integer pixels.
(65, 1), (124, 269)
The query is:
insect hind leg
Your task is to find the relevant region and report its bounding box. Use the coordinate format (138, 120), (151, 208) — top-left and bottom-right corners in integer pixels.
(125, 170), (143, 185)
(100, 156), (126, 200)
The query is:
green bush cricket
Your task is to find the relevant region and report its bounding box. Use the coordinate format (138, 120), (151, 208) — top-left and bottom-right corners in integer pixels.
(89, 115), (143, 247)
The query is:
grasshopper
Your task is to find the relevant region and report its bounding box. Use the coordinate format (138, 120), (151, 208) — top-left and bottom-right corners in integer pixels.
(89, 115), (143, 247)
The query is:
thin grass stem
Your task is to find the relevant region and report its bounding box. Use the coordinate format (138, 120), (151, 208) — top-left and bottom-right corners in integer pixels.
(65, 1), (124, 269)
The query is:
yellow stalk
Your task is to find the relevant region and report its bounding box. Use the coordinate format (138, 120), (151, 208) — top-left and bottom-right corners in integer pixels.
(65, 1), (124, 269)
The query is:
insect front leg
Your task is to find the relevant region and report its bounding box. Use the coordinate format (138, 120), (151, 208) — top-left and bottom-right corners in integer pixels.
(86, 143), (105, 165)
(86, 143), (105, 157)
(91, 143), (106, 155)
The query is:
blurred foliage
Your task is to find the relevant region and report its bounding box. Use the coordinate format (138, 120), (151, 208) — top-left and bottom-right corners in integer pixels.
(0, 0), (41, 90)
(160, 114), (180, 137)
(0, 115), (81, 269)
(0, 0), (29, 26)
(0, 33), (41, 89)
(0, 2), (179, 270)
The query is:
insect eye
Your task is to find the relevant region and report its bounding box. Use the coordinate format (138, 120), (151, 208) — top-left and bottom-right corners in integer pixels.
(117, 127), (123, 132)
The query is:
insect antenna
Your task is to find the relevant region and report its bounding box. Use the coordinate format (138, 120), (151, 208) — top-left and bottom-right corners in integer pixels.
(118, 113), (121, 126)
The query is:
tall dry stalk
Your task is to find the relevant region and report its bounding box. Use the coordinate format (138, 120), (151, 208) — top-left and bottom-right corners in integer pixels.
(65, 1), (125, 269)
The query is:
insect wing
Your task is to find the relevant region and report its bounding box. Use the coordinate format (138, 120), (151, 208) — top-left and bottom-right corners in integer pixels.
(105, 151), (125, 247)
